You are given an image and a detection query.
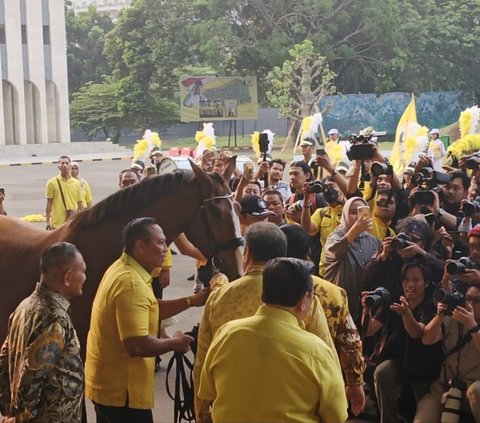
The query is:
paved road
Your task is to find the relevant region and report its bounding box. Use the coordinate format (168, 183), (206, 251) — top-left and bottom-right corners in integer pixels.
(2, 159), (202, 422)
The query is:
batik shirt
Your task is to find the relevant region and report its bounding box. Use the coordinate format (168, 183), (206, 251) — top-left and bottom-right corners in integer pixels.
(0, 283), (84, 423)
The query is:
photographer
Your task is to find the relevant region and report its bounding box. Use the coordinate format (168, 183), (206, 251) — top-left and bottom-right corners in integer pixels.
(441, 170), (470, 221)
(301, 176), (346, 277)
(324, 197), (380, 322)
(414, 284), (480, 423)
(440, 225), (480, 292)
(371, 188), (397, 241)
(362, 259), (443, 423)
(364, 217), (445, 303)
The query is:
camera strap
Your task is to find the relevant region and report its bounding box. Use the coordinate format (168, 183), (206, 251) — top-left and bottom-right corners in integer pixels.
(56, 178), (69, 213)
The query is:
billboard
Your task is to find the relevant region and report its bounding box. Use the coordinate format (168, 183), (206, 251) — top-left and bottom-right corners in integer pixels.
(179, 76), (258, 122)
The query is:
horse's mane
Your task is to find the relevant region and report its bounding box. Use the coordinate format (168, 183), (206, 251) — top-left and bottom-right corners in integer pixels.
(75, 170), (196, 230)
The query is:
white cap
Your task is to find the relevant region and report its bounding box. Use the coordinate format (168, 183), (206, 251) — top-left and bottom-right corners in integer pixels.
(429, 128), (440, 135)
(328, 128), (339, 136)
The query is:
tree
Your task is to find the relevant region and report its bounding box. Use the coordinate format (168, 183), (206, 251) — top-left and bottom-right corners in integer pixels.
(266, 40), (336, 142)
(103, 0), (197, 129)
(65, 5), (113, 95)
(70, 77), (124, 143)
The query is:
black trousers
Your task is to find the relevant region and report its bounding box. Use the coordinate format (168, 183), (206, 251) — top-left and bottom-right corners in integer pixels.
(93, 402), (153, 423)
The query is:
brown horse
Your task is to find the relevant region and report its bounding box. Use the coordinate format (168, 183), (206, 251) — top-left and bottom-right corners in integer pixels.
(0, 160), (243, 353)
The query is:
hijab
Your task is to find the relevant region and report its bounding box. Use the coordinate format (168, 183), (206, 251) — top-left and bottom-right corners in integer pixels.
(340, 196), (369, 230)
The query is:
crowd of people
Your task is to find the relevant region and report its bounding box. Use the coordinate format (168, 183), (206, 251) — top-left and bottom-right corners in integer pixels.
(1, 127), (480, 423)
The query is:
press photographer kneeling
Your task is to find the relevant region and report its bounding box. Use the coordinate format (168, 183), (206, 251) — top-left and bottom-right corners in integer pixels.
(361, 259), (443, 423)
(414, 281), (480, 423)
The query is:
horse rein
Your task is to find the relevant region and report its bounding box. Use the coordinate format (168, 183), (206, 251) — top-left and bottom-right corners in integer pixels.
(196, 192), (244, 269)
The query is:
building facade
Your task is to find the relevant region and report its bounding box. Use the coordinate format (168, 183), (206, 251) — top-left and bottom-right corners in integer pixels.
(0, 0), (70, 146)
(70, 0), (131, 22)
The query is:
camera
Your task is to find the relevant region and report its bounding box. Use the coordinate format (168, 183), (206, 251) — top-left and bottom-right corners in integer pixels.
(371, 162), (393, 177)
(440, 379), (467, 423)
(390, 233), (412, 251)
(462, 198), (480, 217)
(323, 187), (339, 204)
(446, 256), (477, 274)
(364, 287), (391, 309)
(434, 288), (465, 315)
(346, 129), (386, 161)
(291, 200), (304, 211)
(308, 180), (324, 194)
(464, 158), (480, 170)
(425, 213), (443, 230)
(412, 167), (451, 187)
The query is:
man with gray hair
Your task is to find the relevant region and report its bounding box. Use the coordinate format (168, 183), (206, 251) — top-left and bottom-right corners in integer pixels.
(193, 221), (337, 423)
(0, 242), (87, 422)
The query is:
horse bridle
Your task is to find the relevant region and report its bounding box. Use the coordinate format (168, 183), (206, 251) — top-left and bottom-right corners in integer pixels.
(199, 193), (244, 268)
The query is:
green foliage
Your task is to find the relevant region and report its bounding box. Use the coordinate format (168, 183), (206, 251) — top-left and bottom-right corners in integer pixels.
(65, 5), (113, 95)
(70, 77), (123, 142)
(266, 40), (336, 120)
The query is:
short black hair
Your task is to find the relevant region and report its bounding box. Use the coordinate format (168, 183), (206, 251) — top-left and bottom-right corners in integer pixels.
(262, 258), (313, 307)
(262, 189), (283, 202)
(269, 159), (286, 170)
(449, 170), (471, 191)
(290, 161), (311, 176)
(123, 217), (159, 254)
(245, 222), (287, 261)
(41, 242), (80, 275)
(58, 155), (71, 163)
(279, 224), (310, 260)
(118, 169), (141, 185)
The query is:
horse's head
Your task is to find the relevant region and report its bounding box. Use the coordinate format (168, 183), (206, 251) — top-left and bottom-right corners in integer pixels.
(186, 157), (243, 281)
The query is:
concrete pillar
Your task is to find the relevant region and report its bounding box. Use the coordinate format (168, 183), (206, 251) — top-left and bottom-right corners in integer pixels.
(25, 0), (48, 144)
(48, 0), (70, 144)
(4, 0), (27, 145)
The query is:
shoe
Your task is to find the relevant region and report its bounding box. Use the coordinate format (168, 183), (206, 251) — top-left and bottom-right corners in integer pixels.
(187, 274), (194, 281)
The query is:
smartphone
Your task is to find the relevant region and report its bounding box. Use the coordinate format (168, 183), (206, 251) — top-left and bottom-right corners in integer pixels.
(357, 205), (370, 219)
(316, 149), (326, 156)
(243, 162), (254, 177)
(0, 188), (4, 195)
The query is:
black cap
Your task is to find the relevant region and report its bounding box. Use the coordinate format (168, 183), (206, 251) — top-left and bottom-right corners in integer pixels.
(240, 195), (275, 217)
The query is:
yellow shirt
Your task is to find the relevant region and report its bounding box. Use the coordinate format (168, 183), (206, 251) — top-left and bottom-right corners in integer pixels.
(194, 265), (337, 421)
(310, 204), (343, 276)
(161, 247), (173, 269)
(85, 253), (159, 409)
(312, 275), (364, 386)
(78, 178), (93, 208)
(371, 215), (396, 241)
(199, 305), (348, 423)
(45, 175), (82, 228)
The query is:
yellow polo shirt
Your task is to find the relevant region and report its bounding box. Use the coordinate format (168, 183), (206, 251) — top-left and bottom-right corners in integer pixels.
(194, 265), (337, 421)
(371, 215), (396, 241)
(85, 253), (159, 409)
(45, 175), (82, 228)
(199, 305), (348, 423)
(310, 204), (343, 276)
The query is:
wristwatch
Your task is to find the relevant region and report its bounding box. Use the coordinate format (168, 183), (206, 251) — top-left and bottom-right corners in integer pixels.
(467, 324), (480, 335)
(437, 208), (446, 219)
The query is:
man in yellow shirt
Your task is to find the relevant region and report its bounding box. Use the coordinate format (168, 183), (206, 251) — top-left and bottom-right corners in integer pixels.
(371, 189), (397, 241)
(301, 177), (345, 276)
(280, 223), (366, 417)
(194, 222), (337, 422)
(45, 155), (83, 230)
(199, 257), (348, 423)
(85, 217), (207, 423)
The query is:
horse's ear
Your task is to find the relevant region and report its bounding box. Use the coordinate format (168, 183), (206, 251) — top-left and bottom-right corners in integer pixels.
(189, 159), (210, 184)
(223, 156), (237, 183)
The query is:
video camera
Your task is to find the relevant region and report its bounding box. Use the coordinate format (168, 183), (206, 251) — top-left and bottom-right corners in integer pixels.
(364, 287), (391, 309)
(390, 232), (412, 251)
(462, 197), (480, 217)
(346, 130), (386, 161)
(434, 288), (465, 315)
(446, 256), (477, 274)
(411, 167), (450, 206)
(371, 162), (393, 177)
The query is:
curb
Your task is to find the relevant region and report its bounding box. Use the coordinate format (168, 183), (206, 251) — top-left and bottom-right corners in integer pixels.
(0, 156), (133, 167)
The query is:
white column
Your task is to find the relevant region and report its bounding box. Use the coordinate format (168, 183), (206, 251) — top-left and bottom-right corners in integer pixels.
(4, 0), (27, 145)
(0, 53), (5, 146)
(49, 0), (70, 144)
(26, 0), (48, 144)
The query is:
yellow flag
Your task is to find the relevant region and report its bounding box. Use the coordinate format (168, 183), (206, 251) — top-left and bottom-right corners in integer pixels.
(390, 94), (417, 175)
